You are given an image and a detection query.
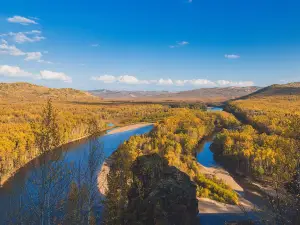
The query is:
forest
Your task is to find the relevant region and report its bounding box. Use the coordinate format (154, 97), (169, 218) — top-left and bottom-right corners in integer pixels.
(211, 87), (300, 224)
(0, 99), (174, 186)
(102, 109), (241, 224)
(1, 82), (300, 224)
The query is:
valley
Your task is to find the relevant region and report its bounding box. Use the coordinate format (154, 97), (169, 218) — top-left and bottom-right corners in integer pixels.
(0, 82), (299, 224)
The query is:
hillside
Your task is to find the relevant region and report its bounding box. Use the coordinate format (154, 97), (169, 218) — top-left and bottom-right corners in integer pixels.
(0, 82), (101, 102)
(89, 86), (260, 103)
(227, 82), (300, 138)
(239, 82), (300, 99)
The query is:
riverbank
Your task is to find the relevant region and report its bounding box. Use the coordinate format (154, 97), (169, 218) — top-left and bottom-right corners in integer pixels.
(0, 132), (94, 187)
(98, 123), (154, 195)
(106, 123), (153, 135)
(1, 123), (153, 187)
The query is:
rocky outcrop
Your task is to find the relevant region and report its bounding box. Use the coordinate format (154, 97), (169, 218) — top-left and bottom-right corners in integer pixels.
(124, 154), (199, 225)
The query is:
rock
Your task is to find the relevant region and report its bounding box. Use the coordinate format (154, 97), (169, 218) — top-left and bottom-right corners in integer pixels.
(124, 154), (199, 225)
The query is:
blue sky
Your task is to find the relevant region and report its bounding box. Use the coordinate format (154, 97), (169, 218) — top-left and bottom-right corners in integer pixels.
(0, 0), (299, 91)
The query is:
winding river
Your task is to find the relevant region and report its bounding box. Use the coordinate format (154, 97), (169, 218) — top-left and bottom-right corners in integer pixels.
(0, 107), (266, 224)
(0, 125), (154, 223)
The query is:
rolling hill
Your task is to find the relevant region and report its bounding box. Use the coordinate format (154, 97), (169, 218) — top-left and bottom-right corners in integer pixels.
(238, 82), (300, 99)
(0, 82), (101, 102)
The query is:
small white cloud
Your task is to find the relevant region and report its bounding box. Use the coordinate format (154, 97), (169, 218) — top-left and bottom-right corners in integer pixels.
(0, 65), (33, 77)
(15, 32), (45, 43)
(0, 65), (71, 82)
(25, 52), (42, 61)
(91, 44), (99, 47)
(39, 70), (72, 83)
(0, 30), (45, 44)
(225, 54), (240, 59)
(118, 75), (149, 84)
(0, 40), (51, 63)
(91, 75), (116, 83)
(169, 41), (189, 48)
(0, 39), (25, 56)
(157, 78), (173, 85)
(188, 79), (216, 86)
(217, 80), (254, 86)
(91, 75), (150, 84)
(178, 41), (189, 46)
(118, 75), (139, 84)
(7, 16), (38, 25)
(174, 80), (186, 86)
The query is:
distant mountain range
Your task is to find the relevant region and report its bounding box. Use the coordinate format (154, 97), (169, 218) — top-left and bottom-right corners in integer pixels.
(89, 86), (261, 102)
(2, 82), (300, 104)
(89, 89), (170, 99)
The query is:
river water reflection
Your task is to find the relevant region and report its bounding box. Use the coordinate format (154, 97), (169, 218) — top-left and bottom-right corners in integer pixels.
(0, 125), (153, 222)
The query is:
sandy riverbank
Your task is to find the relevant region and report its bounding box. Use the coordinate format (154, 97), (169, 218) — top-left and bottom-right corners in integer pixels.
(199, 164), (243, 192)
(98, 159), (110, 195)
(106, 123), (153, 135)
(198, 197), (254, 214)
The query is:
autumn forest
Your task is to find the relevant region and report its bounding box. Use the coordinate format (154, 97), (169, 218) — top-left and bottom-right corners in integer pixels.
(0, 82), (299, 225)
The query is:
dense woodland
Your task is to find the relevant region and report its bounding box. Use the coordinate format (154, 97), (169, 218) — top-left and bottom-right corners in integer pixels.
(1, 82), (300, 224)
(212, 84), (300, 224)
(103, 109), (241, 224)
(0, 99), (173, 185)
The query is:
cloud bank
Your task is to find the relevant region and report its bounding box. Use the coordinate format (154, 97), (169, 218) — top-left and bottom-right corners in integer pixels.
(91, 75), (254, 87)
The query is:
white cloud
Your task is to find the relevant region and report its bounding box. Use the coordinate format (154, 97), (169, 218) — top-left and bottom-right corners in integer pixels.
(25, 52), (42, 61)
(39, 70), (72, 83)
(91, 44), (99, 47)
(7, 16), (38, 25)
(0, 65), (71, 82)
(188, 79), (216, 86)
(15, 32), (45, 43)
(90, 74), (254, 87)
(174, 80), (186, 86)
(225, 54), (240, 59)
(169, 41), (189, 48)
(0, 30), (45, 44)
(91, 75), (116, 83)
(91, 75), (150, 84)
(0, 39), (25, 56)
(0, 65), (33, 77)
(157, 78), (173, 85)
(178, 41), (189, 46)
(118, 75), (150, 84)
(118, 75), (140, 84)
(217, 80), (254, 86)
(0, 40), (51, 63)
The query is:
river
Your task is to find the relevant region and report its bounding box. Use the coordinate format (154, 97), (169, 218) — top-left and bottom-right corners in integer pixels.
(196, 136), (267, 225)
(0, 124), (154, 223)
(0, 109), (266, 224)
